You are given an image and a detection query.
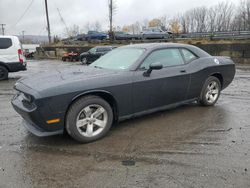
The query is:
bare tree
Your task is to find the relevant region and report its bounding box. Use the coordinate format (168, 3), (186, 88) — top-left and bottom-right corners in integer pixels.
(93, 21), (102, 31)
(84, 22), (91, 32)
(215, 2), (235, 32)
(120, 0), (247, 34)
(238, 0), (250, 30)
(83, 21), (103, 33)
(179, 13), (190, 33)
(66, 24), (80, 38)
(142, 19), (149, 30)
(168, 17), (181, 34)
(207, 7), (217, 32)
(186, 7), (207, 33)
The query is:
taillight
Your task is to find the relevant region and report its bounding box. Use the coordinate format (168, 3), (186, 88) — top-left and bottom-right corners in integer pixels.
(18, 49), (24, 63)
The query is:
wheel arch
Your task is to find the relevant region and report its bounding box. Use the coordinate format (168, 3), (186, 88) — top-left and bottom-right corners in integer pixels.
(210, 72), (223, 88)
(66, 90), (119, 126)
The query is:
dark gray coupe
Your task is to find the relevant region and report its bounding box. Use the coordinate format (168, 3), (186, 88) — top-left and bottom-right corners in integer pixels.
(12, 43), (235, 143)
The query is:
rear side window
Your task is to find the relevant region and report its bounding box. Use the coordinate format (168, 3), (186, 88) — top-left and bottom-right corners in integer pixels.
(0, 38), (12, 49)
(181, 49), (198, 63)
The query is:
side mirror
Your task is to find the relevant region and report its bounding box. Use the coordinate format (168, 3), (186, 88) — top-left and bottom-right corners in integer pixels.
(143, 62), (163, 77)
(149, 62), (163, 70)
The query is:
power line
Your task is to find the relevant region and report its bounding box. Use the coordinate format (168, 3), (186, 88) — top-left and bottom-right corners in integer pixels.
(56, 8), (69, 36)
(11, 0), (34, 28)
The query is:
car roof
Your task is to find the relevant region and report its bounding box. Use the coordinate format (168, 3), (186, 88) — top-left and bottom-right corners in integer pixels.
(95, 46), (113, 48)
(0, 35), (19, 40)
(122, 43), (211, 57)
(123, 43), (188, 49)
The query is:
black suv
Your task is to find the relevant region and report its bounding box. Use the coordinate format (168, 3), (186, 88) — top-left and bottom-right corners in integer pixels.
(80, 46), (115, 64)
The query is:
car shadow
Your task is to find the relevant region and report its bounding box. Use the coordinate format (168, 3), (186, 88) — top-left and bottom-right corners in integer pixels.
(22, 102), (230, 151)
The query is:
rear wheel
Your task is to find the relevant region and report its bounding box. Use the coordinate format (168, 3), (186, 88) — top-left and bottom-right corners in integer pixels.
(0, 66), (8, 80)
(200, 76), (221, 106)
(66, 96), (113, 143)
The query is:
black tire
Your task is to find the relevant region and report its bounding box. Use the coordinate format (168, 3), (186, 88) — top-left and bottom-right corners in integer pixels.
(0, 66), (8, 81)
(199, 76), (221, 106)
(66, 95), (113, 143)
(81, 57), (88, 65)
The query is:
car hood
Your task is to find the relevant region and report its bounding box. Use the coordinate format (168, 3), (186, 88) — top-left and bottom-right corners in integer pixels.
(17, 66), (118, 93)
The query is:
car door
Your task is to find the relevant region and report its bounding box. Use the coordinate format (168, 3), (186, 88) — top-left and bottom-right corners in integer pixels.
(0, 38), (15, 63)
(132, 48), (191, 113)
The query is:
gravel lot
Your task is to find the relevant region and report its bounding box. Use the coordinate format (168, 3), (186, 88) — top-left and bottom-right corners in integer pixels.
(0, 60), (250, 188)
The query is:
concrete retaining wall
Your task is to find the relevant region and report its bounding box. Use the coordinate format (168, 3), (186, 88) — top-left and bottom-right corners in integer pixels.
(196, 43), (250, 64)
(36, 42), (250, 64)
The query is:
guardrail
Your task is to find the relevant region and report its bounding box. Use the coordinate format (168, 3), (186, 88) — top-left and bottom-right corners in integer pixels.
(60, 31), (250, 46)
(176, 31), (250, 40)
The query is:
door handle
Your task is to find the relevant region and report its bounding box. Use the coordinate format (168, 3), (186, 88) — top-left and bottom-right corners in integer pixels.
(180, 70), (186, 73)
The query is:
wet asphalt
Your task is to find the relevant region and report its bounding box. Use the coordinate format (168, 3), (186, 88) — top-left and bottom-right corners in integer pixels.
(0, 60), (250, 188)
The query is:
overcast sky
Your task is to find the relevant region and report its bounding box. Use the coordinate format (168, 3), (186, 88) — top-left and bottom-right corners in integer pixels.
(0, 0), (240, 37)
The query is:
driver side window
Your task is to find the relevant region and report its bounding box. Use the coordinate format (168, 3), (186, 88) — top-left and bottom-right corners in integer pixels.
(140, 48), (184, 70)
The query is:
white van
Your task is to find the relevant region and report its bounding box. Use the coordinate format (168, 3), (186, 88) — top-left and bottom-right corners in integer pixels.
(0, 36), (27, 80)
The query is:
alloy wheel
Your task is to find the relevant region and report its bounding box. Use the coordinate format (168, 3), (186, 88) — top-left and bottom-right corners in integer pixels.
(205, 81), (219, 104)
(76, 104), (108, 137)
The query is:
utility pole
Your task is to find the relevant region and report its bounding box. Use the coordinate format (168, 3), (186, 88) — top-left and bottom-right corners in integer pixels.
(0, 24), (6, 35)
(108, 0), (116, 40)
(109, 0), (113, 34)
(22, 31), (25, 43)
(44, 0), (51, 43)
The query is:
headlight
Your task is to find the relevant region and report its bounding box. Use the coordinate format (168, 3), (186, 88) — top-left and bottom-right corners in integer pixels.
(23, 93), (33, 103)
(15, 92), (33, 103)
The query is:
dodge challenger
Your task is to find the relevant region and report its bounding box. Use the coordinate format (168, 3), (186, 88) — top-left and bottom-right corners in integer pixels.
(12, 43), (235, 143)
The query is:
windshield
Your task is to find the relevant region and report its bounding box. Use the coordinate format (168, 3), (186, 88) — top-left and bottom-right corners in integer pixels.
(90, 48), (145, 70)
(89, 47), (97, 53)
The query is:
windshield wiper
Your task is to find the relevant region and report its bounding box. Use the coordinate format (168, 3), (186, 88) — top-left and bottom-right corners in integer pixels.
(94, 66), (103, 69)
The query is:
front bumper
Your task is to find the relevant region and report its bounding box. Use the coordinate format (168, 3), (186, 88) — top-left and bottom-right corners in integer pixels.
(22, 119), (63, 137)
(11, 92), (64, 137)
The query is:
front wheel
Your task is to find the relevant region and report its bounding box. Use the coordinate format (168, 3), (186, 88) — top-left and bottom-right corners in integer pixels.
(199, 76), (221, 106)
(81, 57), (88, 65)
(0, 66), (8, 81)
(66, 96), (113, 143)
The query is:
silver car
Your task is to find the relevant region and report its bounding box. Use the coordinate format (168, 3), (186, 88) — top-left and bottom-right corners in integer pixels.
(141, 28), (169, 39)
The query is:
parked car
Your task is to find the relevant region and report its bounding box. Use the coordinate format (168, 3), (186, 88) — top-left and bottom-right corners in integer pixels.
(114, 31), (140, 40)
(0, 36), (26, 80)
(85, 31), (108, 41)
(79, 46), (115, 64)
(12, 43), (235, 143)
(24, 49), (35, 59)
(141, 27), (169, 39)
(62, 52), (79, 62)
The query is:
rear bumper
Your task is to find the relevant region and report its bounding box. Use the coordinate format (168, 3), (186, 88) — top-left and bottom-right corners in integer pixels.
(6, 62), (27, 72)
